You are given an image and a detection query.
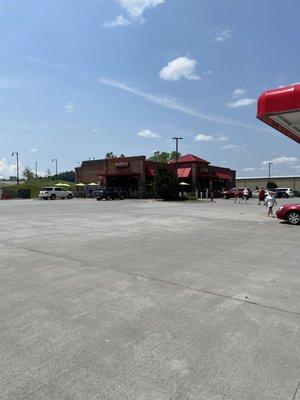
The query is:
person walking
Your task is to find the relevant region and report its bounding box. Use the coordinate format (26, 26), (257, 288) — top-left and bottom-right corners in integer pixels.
(234, 188), (241, 204)
(264, 191), (277, 217)
(258, 187), (265, 205)
(243, 188), (250, 203)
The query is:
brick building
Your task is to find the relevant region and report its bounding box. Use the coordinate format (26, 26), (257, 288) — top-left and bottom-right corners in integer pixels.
(75, 154), (235, 195)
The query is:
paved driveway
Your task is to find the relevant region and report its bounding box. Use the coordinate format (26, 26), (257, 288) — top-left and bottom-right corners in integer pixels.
(0, 198), (299, 400)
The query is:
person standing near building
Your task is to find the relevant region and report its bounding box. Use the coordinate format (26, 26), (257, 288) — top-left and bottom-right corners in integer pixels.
(258, 187), (265, 205)
(264, 191), (277, 217)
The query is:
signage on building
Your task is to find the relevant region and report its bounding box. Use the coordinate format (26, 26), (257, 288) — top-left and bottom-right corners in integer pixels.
(115, 161), (130, 168)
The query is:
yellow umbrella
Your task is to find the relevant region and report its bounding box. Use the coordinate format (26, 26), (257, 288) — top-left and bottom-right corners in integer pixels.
(75, 183), (86, 187)
(88, 183), (98, 186)
(56, 182), (70, 187)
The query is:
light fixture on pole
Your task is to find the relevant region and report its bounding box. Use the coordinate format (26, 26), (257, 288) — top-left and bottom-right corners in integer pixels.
(12, 152), (19, 185)
(268, 162), (273, 183)
(172, 137), (183, 172)
(52, 158), (58, 176)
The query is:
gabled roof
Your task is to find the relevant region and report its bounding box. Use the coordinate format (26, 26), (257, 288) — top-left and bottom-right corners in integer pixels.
(170, 154), (210, 164)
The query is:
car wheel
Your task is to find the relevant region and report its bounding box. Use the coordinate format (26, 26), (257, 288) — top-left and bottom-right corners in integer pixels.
(44, 197), (48, 200)
(287, 211), (300, 225)
(50, 194), (56, 200)
(96, 198), (101, 201)
(67, 194), (73, 199)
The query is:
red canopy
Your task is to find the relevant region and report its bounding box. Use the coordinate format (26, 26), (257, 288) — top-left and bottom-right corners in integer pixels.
(257, 84), (300, 143)
(177, 168), (191, 178)
(214, 172), (232, 180)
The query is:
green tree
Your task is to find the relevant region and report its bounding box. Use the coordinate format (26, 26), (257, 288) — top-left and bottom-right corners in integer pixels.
(120, 154), (126, 158)
(148, 151), (171, 163)
(170, 151), (181, 161)
(22, 166), (34, 181)
(57, 171), (75, 182)
(105, 152), (117, 159)
(266, 181), (278, 190)
(152, 164), (179, 200)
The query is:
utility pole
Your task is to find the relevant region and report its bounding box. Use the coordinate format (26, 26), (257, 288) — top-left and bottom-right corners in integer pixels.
(52, 158), (58, 177)
(172, 137), (183, 172)
(268, 162), (273, 183)
(12, 152), (19, 185)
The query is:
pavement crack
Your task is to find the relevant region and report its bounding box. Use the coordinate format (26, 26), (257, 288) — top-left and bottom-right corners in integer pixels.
(2, 241), (300, 318)
(292, 382), (300, 400)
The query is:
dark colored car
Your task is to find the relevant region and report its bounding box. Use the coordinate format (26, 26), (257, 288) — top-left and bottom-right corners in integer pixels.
(276, 204), (300, 225)
(94, 187), (128, 201)
(221, 188), (252, 199)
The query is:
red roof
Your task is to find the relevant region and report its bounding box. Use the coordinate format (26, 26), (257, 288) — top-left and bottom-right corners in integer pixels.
(213, 172), (232, 180)
(170, 154), (210, 164)
(257, 84), (300, 143)
(177, 168), (191, 178)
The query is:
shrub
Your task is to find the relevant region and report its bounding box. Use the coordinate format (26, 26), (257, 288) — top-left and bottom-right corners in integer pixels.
(152, 165), (179, 200)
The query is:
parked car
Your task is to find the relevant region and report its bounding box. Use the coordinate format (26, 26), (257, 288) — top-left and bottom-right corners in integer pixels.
(94, 187), (128, 200)
(39, 187), (73, 200)
(221, 188), (252, 199)
(274, 188), (294, 198)
(276, 204), (300, 225)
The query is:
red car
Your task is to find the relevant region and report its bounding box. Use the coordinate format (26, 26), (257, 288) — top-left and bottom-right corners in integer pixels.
(276, 204), (300, 225)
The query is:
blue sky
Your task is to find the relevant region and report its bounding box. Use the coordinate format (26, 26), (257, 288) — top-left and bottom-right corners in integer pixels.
(1, 0), (300, 178)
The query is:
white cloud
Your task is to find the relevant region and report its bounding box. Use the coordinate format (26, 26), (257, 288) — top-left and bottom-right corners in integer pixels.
(222, 144), (247, 150)
(27, 56), (67, 72)
(217, 135), (229, 142)
(159, 57), (200, 81)
(226, 98), (256, 108)
(214, 27), (232, 42)
(261, 156), (298, 166)
(118, 0), (165, 18)
(194, 133), (214, 142)
(232, 88), (245, 98)
(30, 148), (38, 153)
(242, 167), (255, 172)
(137, 129), (160, 139)
(64, 102), (75, 113)
(102, 15), (131, 28)
(99, 77), (268, 132)
(0, 158), (18, 178)
(92, 128), (99, 133)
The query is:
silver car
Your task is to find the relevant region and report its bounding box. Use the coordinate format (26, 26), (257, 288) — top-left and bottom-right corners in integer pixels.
(39, 187), (73, 200)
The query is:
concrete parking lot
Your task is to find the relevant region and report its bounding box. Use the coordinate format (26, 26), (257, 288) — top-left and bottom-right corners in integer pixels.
(0, 198), (299, 400)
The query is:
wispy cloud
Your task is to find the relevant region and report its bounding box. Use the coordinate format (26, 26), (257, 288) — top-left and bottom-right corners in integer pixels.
(261, 156), (298, 166)
(102, 15), (131, 28)
(242, 167), (255, 172)
(222, 144), (247, 150)
(27, 56), (67, 72)
(232, 88), (245, 98)
(118, 0), (165, 18)
(99, 77), (267, 131)
(30, 148), (38, 153)
(64, 102), (75, 113)
(217, 134), (229, 142)
(159, 57), (200, 81)
(214, 27), (232, 42)
(137, 129), (160, 139)
(226, 98), (256, 108)
(194, 133), (214, 142)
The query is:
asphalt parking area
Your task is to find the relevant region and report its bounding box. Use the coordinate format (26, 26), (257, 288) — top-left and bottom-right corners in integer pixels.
(0, 198), (299, 400)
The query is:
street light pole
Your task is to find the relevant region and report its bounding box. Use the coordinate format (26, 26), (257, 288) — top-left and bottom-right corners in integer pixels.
(52, 158), (58, 177)
(12, 152), (19, 185)
(172, 137), (183, 172)
(268, 162), (273, 183)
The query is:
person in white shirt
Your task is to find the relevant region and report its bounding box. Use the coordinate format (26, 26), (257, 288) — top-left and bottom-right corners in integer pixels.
(243, 188), (250, 203)
(264, 192), (277, 217)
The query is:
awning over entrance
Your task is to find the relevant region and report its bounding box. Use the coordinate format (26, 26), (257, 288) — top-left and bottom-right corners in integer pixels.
(177, 168), (191, 178)
(257, 84), (300, 143)
(214, 172), (232, 180)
